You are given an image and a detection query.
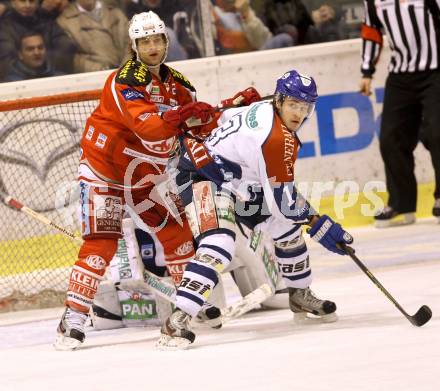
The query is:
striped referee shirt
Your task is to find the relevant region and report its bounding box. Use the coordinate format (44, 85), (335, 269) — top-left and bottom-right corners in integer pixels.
(361, 0), (440, 75)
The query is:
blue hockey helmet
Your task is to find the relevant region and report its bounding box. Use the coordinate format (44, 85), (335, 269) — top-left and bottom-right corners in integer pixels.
(274, 70), (318, 122)
(275, 70), (318, 104)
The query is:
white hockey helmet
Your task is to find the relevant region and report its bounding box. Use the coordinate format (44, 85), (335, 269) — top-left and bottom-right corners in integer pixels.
(128, 11), (169, 63)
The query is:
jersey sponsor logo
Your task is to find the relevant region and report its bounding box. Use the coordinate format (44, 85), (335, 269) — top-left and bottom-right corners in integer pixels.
(84, 255), (107, 270)
(121, 88), (144, 101)
(141, 137), (176, 154)
(116, 59), (152, 86)
(167, 263), (185, 276)
(195, 253), (224, 272)
(179, 277), (212, 296)
(85, 125), (94, 140)
(150, 95), (164, 103)
(155, 103), (172, 113)
(249, 230), (262, 252)
(174, 240), (194, 256)
(262, 248), (278, 288)
(93, 194), (122, 234)
(95, 133), (107, 148)
(245, 103), (261, 128)
(281, 125), (296, 176)
(169, 98), (178, 106)
(138, 112), (152, 121)
(151, 86), (160, 95)
(195, 182), (219, 233)
(184, 138), (214, 168)
(69, 269), (100, 299)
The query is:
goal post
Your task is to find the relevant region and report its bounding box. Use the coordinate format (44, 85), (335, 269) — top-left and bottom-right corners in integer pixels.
(0, 90), (101, 312)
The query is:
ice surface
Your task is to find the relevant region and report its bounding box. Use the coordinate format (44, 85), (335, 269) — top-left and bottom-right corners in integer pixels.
(1, 219), (439, 391)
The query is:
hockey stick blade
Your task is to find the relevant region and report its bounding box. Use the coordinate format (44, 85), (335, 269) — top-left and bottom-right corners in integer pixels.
(340, 244), (432, 327)
(410, 305), (432, 327)
(221, 283), (272, 323)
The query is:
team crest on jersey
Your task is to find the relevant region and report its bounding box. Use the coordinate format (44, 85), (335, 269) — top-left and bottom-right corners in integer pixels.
(141, 137), (176, 154)
(121, 88), (144, 101)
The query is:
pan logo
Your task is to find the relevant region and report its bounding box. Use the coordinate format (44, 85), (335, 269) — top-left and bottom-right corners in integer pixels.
(0, 119), (81, 212)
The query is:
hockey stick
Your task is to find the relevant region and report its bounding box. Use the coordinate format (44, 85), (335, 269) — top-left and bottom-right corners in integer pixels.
(339, 243), (432, 327)
(1, 193), (272, 320)
(215, 94), (274, 111)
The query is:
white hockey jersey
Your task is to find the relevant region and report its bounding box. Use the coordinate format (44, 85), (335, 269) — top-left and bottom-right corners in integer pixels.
(182, 101), (310, 222)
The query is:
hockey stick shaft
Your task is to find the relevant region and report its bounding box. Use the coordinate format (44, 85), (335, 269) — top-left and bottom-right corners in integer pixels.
(340, 243), (432, 327)
(4, 196), (83, 245)
(216, 94), (274, 111)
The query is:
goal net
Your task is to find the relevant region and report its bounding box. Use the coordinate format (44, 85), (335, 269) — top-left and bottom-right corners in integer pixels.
(0, 90), (101, 312)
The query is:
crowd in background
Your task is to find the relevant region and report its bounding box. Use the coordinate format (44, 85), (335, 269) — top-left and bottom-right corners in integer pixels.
(0, 0), (364, 82)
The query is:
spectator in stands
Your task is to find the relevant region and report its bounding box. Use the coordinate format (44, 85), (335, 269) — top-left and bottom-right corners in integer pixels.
(0, 1), (8, 18)
(213, 0), (294, 55)
(0, 0), (76, 80)
(4, 31), (64, 81)
(57, 0), (130, 72)
(40, 0), (69, 18)
(252, 0), (345, 46)
(306, 3), (347, 43)
(123, 0), (190, 60)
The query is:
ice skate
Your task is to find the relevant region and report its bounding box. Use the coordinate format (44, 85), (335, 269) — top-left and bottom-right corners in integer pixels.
(433, 199), (440, 222)
(156, 309), (195, 350)
(54, 307), (88, 351)
(193, 303), (222, 329)
(288, 287), (338, 324)
(374, 206), (415, 228)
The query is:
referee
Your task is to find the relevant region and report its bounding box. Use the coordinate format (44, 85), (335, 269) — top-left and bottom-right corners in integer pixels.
(359, 0), (440, 227)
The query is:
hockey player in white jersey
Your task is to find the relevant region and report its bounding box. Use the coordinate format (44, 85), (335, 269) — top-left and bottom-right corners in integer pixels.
(157, 69), (354, 349)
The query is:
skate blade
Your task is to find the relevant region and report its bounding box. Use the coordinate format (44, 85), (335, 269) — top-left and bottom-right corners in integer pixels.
(375, 213), (415, 228)
(53, 334), (83, 351)
(293, 312), (338, 324)
(155, 334), (192, 351)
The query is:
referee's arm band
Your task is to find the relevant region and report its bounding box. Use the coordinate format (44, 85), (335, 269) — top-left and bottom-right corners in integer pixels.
(361, 24), (383, 45)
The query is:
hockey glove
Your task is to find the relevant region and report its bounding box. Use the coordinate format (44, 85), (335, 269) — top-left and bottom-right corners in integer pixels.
(308, 215), (353, 255)
(220, 87), (261, 109)
(162, 102), (215, 132)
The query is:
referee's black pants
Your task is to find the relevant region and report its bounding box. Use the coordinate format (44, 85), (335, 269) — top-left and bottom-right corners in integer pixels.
(380, 69), (440, 213)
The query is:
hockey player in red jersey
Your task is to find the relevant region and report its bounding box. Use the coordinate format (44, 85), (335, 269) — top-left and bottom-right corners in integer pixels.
(157, 70), (354, 349)
(53, 11), (218, 351)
